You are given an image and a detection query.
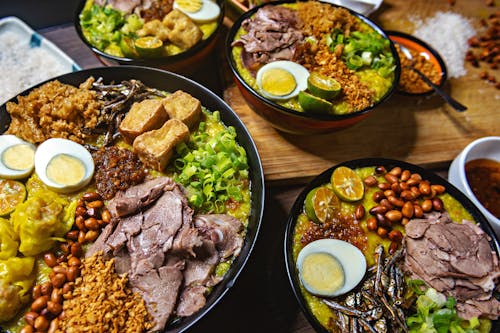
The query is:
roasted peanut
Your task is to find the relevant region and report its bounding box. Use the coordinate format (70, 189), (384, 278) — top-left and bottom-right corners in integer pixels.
(48, 318), (59, 333)
(388, 230), (403, 243)
(402, 201), (414, 218)
(385, 210), (403, 223)
(364, 175), (378, 187)
(421, 199), (433, 212)
(387, 196), (404, 208)
(101, 209), (111, 223)
(389, 166), (402, 177)
(51, 288), (62, 304)
(67, 256), (81, 267)
(400, 190), (416, 201)
(377, 226), (389, 238)
(431, 184), (446, 194)
(51, 273), (66, 288)
(59, 243), (70, 255)
(377, 182), (391, 191)
(355, 204), (365, 220)
(384, 173), (399, 184)
(71, 242), (83, 257)
(389, 241), (399, 254)
(34, 315), (49, 331)
(376, 213), (391, 227)
(366, 217), (378, 231)
(43, 252), (57, 268)
(75, 215), (85, 231)
(78, 230), (86, 244)
(419, 181), (431, 196)
(369, 205), (388, 215)
(31, 295), (49, 313)
(86, 200), (103, 209)
(84, 217), (99, 231)
(401, 217), (410, 226)
(62, 282), (73, 295)
(47, 301), (62, 315)
(85, 230), (99, 242)
(375, 166), (387, 174)
(66, 230), (79, 241)
(372, 191), (385, 202)
(52, 265), (67, 275)
(75, 205), (86, 217)
(380, 198), (393, 210)
(83, 192), (102, 202)
(66, 266), (80, 282)
(19, 325), (34, 333)
(383, 189), (395, 198)
(401, 169), (411, 181)
(24, 312), (39, 326)
(40, 282), (52, 296)
(391, 182), (402, 194)
(432, 197), (444, 211)
(414, 205), (424, 218)
(410, 186), (421, 197)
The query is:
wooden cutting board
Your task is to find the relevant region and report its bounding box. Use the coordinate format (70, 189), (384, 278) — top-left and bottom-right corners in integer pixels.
(220, 0), (499, 185)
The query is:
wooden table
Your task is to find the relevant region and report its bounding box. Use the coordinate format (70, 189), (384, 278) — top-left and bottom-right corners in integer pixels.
(36, 1), (498, 332)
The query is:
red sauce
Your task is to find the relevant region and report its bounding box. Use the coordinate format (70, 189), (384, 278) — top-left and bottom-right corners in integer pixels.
(465, 158), (500, 218)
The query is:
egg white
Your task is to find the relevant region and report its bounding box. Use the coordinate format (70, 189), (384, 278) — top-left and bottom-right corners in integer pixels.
(34, 138), (94, 193)
(256, 61), (309, 101)
(0, 135), (36, 179)
(296, 239), (367, 297)
(173, 0), (221, 24)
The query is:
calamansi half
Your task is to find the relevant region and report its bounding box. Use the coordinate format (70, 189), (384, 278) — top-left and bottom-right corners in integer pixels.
(305, 186), (340, 224)
(307, 72), (341, 100)
(330, 166), (364, 202)
(298, 91), (333, 114)
(134, 36), (164, 58)
(0, 179), (27, 216)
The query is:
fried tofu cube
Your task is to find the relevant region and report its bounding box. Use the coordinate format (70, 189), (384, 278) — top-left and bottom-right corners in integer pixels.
(119, 99), (169, 144)
(163, 9), (203, 50)
(162, 90), (202, 128)
(133, 119), (189, 171)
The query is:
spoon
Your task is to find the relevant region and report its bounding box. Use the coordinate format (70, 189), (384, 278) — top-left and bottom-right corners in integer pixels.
(397, 43), (468, 112)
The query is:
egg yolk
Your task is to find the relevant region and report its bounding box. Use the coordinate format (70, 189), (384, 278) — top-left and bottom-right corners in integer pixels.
(176, 0), (202, 12)
(2, 144), (35, 171)
(46, 154), (86, 186)
(300, 252), (345, 295)
(261, 68), (297, 97)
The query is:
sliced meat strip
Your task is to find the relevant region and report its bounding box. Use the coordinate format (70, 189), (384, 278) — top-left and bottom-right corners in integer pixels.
(194, 214), (244, 259)
(176, 285), (208, 317)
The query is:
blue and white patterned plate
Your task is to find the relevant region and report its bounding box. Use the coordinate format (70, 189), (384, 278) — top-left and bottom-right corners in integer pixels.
(0, 16), (81, 104)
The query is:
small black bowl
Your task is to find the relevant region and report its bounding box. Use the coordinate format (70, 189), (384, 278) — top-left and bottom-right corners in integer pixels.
(74, 1), (225, 74)
(284, 158), (499, 332)
(0, 66), (265, 333)
(388, 31), (448, 96)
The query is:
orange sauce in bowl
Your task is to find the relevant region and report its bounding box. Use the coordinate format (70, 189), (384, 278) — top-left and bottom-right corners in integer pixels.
(465, 158), (500, 218)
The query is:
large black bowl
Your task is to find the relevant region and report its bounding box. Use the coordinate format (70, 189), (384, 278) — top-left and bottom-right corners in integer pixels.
(284, 158), (499, 332)
(0, 66), (265, 333)
(74, 0), (225, 74)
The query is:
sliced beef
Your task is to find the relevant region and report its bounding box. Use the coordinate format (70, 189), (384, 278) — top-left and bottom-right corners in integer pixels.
(232, 5), (303, 68)
(176, 285), (208, 317)
(194, 214), (244, 259)
(89, 176), (246, 331)
(130, 257), (185, 331)
(107, 0), (141, 14)
(404, 211), (500, 320)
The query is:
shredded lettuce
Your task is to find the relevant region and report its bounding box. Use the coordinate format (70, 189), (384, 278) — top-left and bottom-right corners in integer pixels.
(407, 285), (486, 333)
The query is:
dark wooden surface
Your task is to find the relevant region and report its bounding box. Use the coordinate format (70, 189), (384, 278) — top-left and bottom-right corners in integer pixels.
(36, 13), (456, 333)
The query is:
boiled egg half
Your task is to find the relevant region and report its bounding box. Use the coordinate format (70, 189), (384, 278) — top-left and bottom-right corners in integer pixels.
(34, 138), (94, 193)
(173, 0), (221, 23)
(296, 239), (366, 297)
(256, 61), (309, 101)
(0, 135), (36, 179)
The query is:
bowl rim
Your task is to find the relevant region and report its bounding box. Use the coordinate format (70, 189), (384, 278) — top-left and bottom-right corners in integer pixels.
(387, 30), (448, 97)
(452, 136), (500, 225)
(0, 65), (266, 333)
(225, 0), (401, 122)
(284, 157), (499, 333)
(74, 0), (225, 65)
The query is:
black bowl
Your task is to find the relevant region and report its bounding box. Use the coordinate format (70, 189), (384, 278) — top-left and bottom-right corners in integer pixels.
(226, 0), (401, 135)
(74, 1), (225, 74)
(284, 158), (499, 332)
(0, 66), (265, 333)
(388, 31), (448, 96)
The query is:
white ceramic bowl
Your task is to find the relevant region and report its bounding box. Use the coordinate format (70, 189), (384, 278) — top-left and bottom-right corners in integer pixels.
(448, 136), (500, 238)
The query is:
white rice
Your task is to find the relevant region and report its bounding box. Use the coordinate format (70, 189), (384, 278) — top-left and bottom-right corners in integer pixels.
(411, 11), (476, 78)
(0, 31), (70, 105)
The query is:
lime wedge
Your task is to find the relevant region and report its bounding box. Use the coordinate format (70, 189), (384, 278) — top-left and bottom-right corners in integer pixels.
(298, 91), (333, 114)
(135, 36), (164, 58)
(305, 186), (340, 223)
(307, 72), (341, 100)
(330, 166), (364, 202)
